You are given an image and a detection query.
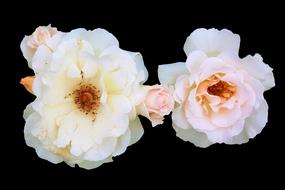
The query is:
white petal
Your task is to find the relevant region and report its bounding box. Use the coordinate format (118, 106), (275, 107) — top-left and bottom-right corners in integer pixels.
(89, 28), (119, 53)
(127, 51), (148, 83)
(242, 54), (275, 90)
(108, 95), (132, 114)
(173, 124), (212, 148)
(158, 62), (188, 86)
(184, 28), (240, 56)
(31, 45), (52, 73)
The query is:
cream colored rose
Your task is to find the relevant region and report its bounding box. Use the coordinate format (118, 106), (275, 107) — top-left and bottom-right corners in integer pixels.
(158, 28), (275, 147)
(138, 85), (174, 126)
(23, 28), (148, 169)
(20, 25), (65, 72)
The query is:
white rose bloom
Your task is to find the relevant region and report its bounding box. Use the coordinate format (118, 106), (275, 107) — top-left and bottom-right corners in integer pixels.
(23, 28), (148, 169)
(158, 28), (275, 148)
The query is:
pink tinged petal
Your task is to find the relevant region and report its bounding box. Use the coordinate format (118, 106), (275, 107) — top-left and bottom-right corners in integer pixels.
(158, 62), (188, 86)
(173, 75), (190, 104)
(185, 50), (208, 74)
(45, 32), (65, 51)
(210, 106), (242, 128)
(244, 99), (268, 138)
(172, 107), (190, 129)
(185, 103), (217, 131)
(149, 113), (164, 127)
(242, 54), (275, 90)
(187, 88), (204, 118)
(199, 57), (236, 81)
(244, 76), (265, 109)
(184, 28), (240, 57)
(173, 124), (213, 148)
(20, 36), (35, 65)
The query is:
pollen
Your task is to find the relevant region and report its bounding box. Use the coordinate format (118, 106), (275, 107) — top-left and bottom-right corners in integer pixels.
(72, 84), (100, 115)
(207, 81), (236, 99)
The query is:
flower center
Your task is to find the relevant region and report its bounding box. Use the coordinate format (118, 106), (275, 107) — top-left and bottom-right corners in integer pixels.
(73, 84), (100, 115)
(207, 80), (236, 99)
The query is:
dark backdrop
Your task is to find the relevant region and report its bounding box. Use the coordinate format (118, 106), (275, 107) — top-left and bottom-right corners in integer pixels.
(13, 2), (284, 186)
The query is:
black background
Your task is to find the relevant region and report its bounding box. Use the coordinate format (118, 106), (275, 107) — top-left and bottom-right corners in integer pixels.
(13, 1), (284, 186)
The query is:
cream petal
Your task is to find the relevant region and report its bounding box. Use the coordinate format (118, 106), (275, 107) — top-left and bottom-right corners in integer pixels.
(158, 62), (188, 86)
(66, 63), (81, 78)
(184, 28), (240, 56)
(36, 145), (63, 164)
(108, 95), (132, 114)
(24, 112), (41, 147)
(84, 137), (117, 161)
(112, 129), (131, 156)
(129, 117), (144, 145)
(80, 52), (98, 78)
(173, 124), (212, 148)
(78, 157), (113, 170)
(172, 107), (190, 129)
(242, 54), (275, 90)
(23, 103), (34, 120)
(109, 114), (129, 137)
(53, 111), (78, 148)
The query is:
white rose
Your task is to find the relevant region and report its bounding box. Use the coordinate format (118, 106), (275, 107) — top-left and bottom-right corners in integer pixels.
(158, 28), (275, 147)
(23, 28), (148, 169)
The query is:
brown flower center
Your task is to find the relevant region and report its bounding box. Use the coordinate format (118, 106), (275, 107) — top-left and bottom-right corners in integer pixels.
(72, 84), (100, 115)
(207, 81), (236, 99)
